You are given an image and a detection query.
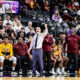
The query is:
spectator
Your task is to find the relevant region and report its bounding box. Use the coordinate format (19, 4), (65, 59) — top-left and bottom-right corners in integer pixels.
(12, 16), (20, 27)
(44, 0), (50, 12)
(3, 15), (12, 27)
(62, 10), (70, 22)
(0, 29), (5, 40)
(71, 16), (79, 27)
(67, 24), (76, 34)
(52, 5), (58, 15)
(17, 27), (26, 40)
(6, 24), (14, 36)
(52, 10), (60, 22)
(13, 21), (22, 33)
(73, 0), (79, 9)
(0, 16), (3, 29)
(9, 32), (16, 43)
(26, 27), (35, 38)
(17, 32), (25, 41)
(77, 28), (80, 36)
(25, 21), (33, 34)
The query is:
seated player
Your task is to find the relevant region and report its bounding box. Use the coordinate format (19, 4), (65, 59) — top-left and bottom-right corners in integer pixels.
(0, 36), (17, 76)
(51, 39), (68, 75)
(51, 44), (63, 75)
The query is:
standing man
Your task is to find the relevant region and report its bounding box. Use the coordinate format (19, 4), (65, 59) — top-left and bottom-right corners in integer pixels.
(43, 33), (53, 73)
(29, 24), (48, 77)
(64, 30), (80, 75)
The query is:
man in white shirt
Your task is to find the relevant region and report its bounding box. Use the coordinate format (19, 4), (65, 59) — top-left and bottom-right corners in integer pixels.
(3, 15), (12, 27)
(25, 21), (32, 34)
(29, 24), (48, 77)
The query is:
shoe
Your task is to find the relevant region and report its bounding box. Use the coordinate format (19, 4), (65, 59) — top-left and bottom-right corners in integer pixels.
(11, 71), (18, 76)
(52, 71), (57, 75)
(52, 68), (57, 75)
(32, 74), (36, 77)
(75, 71), (78, 77)
(0, 72), (3, 76)
(56, 68), (62, 75)
(28, 70), (32, 74)
(19, 69), (22, 75)
(36, 71), (40, 75)
(62, 71), (68, 75)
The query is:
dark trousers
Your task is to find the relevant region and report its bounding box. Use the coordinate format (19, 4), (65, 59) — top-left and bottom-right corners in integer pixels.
(68, 53), (78, 71)
(15, 54), (32, 70)
(43, 51), (51, 72)
(32, 48), (43, 76)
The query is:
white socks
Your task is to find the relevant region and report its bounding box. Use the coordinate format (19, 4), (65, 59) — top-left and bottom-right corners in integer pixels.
(0, 67), (3, 70)
(12, 67), (15, 71)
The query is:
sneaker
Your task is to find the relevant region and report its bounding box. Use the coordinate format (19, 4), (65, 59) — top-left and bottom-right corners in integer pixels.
(52, 71), (57, 75)
(11, 71), (18, 76)
(19, 69), (22, 75)
(62, 71), (68, 75)
(51, 68), (57, 75)
(75, 71), (78, 76)
(56, 68), (62, 75)
(0, 72), (3, 76)
(28, 70), (32, 74)
(36, 71), (40, 75)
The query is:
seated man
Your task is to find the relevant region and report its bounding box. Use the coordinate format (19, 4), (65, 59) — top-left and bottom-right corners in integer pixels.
(51, 43), (68, 75)
(0, 36), (17, 76)
(51, 44), (63, 75)
(13, 37), (32, 74)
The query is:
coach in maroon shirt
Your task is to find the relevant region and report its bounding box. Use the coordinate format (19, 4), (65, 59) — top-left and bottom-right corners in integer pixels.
(64, 30), (80, 74)
(43, 33), (53, 73)
(13, 37), (32, 73)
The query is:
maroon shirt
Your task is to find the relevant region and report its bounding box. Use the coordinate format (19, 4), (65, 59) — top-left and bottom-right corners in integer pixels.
(43, 35), (53, 52)
(26, 42), (32, 54)
(64, 34), (80, 53)
(13, 43), (28, 56)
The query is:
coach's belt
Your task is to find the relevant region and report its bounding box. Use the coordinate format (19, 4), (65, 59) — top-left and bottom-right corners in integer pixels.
(33, 48), (41, 50)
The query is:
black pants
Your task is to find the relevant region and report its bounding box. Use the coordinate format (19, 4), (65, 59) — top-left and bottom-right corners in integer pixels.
(15, 54), (32, 71)
(43, 51), (51, 72)
(68, 53), (78, 71)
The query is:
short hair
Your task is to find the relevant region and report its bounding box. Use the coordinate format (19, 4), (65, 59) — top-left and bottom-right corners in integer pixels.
(6, 23), (11, 25)
(3, 36), (9, 40)
(21, 27), (24, 30)
(30, 27), (34, 30)
(18, 37), (23, 40)
(28, 21), (32, 25)
(14, 16), (18, 18)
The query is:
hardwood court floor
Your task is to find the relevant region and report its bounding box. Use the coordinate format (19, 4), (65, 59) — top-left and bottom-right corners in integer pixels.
(0, 77), (80, 80)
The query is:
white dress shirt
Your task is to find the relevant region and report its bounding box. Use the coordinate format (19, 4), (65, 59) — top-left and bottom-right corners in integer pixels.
(25, 26), (30, 34)
(13, 25), (22, 32)
(29, 28), (48, 50)
(3, 20), (12, 26)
